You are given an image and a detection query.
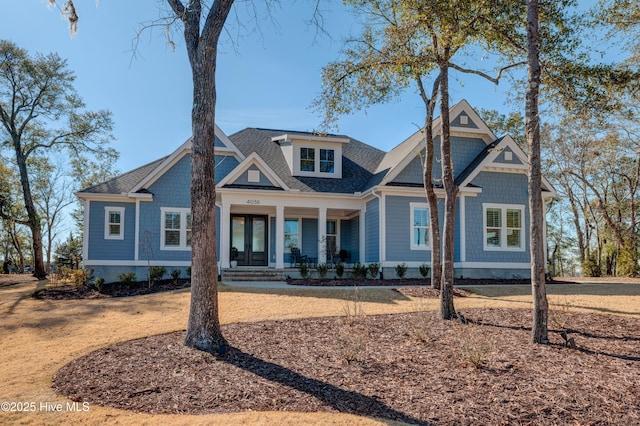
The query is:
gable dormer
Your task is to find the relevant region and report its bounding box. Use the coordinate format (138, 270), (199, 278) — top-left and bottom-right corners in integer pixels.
(271, 133), (349, 179)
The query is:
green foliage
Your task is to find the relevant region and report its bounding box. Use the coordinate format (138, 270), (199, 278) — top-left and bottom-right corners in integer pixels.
(581, 254), (601, 277)
(419, 263), (431, 278)
(170, 269), (181, 281)
(617, 246), (639, 277)
(395, 263), (408, 279)
(186, 266), (191, 277)
(93, 277), (105, 291)
(336, 262), (345, 278)
(351, 262), (367, 279)
(298, 262), (309, 279)
(317, 263), (328, 278)
(149, 266), (167, 282)
(367, 262), (380, 279)
(118, 272), (137, 284)
(230, 247), (239, 260)
(54, 233), (82, 269)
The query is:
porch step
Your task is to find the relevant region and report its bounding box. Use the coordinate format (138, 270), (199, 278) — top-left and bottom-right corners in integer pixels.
(221, 268), (286, 282)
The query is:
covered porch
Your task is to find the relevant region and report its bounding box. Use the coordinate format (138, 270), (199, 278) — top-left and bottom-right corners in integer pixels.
(218, 192), (366, 270)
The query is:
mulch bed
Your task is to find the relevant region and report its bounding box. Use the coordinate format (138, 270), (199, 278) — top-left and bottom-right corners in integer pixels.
(287, 277), (534, 287)
(54, 308), (640, 425)
(32, 279), (191, 300)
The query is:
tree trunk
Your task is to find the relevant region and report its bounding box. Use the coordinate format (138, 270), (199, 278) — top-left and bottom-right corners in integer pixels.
(13, 149), (46, 279)
(181, 0), (234, 354)
(526, 0), (548, 344)
(438, 60), (457, 320)
(416, 76), (442, 290)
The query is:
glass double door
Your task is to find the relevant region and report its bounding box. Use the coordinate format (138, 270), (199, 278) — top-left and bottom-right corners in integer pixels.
(231, 214), (268, 266)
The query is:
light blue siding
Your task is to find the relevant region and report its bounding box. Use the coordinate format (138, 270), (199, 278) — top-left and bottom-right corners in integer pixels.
(140, 155), (192, 262)
(270, 217), (276, 263)
(365, 198), (379, 262)
(452, 112), (479, 129)
(340, 217), (360, 262)
(215, 155), (239, 181)
(301, 218), (318, 259)
(87, 201), (136, 260)
(231, 165), (275, 187)
(493, 148), (523, 165)
(421, 136), (488, 182)
(392, 157), (423, 185)
(464, 171), (530, 263)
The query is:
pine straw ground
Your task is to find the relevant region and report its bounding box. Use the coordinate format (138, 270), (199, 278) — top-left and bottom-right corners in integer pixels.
(53, 295), (640, 425)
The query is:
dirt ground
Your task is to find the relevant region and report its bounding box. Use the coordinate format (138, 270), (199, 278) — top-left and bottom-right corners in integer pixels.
(1, 274), (640, 425)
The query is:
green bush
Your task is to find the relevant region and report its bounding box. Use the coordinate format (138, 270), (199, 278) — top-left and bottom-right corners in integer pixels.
(186, 266), (192, 277)
(367, 262), (380, 279)
(419, 263), (431, 278)
(118, 272), (137, 283)
(351, 262), (367, 279)
(298, 262), (309, 279)
(149, 266), (167, 282)
(317, 263), (328, 278)
(93, 277), (105, 291)
(336, 262), (345, 278)
(581, 255), (600, 277)
(395, 263), (408, 278)
(170, 269), (181, 281)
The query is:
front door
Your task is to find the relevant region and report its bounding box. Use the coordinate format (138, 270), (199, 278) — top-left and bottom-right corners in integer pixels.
(231, 214), (268, 266)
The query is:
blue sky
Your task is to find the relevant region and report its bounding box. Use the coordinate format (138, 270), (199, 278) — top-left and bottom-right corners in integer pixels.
(3, 1), (517, 174)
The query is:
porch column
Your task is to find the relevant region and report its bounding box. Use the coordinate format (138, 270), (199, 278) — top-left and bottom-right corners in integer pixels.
(359, 208), (366, 263)
(318, 207), (327, 264)
(220, 202), (230, 268)
(275, 206), (285, 269)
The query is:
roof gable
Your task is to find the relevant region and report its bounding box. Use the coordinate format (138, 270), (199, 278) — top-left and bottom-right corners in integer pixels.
(217, 152), (289, 190)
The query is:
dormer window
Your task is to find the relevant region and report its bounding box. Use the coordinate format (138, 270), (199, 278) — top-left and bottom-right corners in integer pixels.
(273, 133), (348, 179)
(300, 147), (315, 171)
(320, 149), (334, 173)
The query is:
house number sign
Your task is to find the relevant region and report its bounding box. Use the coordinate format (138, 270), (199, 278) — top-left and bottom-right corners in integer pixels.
(246, 199), (260, 205)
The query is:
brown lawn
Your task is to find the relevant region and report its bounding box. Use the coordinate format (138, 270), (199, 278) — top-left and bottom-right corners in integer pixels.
(1, 274), (639, 425)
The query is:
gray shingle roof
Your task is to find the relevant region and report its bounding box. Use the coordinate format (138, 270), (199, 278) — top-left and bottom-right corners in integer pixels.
(77, 156), (168, 194)
(228, 128), (386, 194)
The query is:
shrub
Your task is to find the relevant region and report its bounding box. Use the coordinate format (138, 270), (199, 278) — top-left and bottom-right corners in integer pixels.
(149, 266), (167, 282)
(581, 255), (600, 277)
(93, 277), (105, 291)
(367, 262), (380, 279)
(351, 262), (367, 279)
(335, 262), (345, 278)
(395, 263), (408, 278)
(317, 263), (328, 278)
(170, 269), (181, 281)
(419, 263), (431, 278)
(298, 262), (309, 279)
(186, 266), (192, 277)
(118, 272), (137, 283)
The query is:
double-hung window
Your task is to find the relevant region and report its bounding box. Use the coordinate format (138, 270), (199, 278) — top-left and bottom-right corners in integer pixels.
(320, 149), (335, 173)
(483, 204), (524, 251)
(410, 203), (431, 250)
(300, 148), (315, 172)
(104, 207), (125, 240)
(284, 218), (300, 253)
(161, 208), (192, 250)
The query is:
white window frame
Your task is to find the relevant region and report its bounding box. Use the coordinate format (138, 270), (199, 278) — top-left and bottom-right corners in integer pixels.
(410, 203), (431, 250)
(293, 144), (342, 178)
(482, 203), (525, 251)
(104, 207), (125, 240)
(160, 208), (192, 251)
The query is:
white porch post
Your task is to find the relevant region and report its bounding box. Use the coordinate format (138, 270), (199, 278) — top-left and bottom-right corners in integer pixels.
(220, 202), (230, 268)
(359, 208), (366, 263)
(318, 207), (327, 264)
(276, 206), (285, 269)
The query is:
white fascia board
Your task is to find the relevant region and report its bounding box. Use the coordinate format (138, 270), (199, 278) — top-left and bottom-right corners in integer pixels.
(74, 192), (135, 202)
(215, 124), (245, 160)
(219, 189), (365, 210)
(217, 152), (290, 190)
(271, 134), (350, 144)
(431, 99), (497, 144)
(130, 139), (192, 193)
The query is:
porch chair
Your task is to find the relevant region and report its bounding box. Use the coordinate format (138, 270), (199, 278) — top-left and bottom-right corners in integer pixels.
(290, 247), (308, 268)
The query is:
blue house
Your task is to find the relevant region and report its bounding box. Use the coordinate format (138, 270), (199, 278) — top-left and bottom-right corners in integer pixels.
(76, 100), (556, 283)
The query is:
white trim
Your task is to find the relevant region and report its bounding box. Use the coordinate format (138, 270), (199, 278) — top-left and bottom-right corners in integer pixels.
(284, 217), (301, 253)
(217, 152), (290, 190)
(483, 203), (526, 252)
(409, 202), (432, 250)
(271, 133), (350, 144)
(160, 208), (192, 251)
(380, 192), (386, 263)
(293, 144), (343, 179)
(104, 207), (125, 240)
